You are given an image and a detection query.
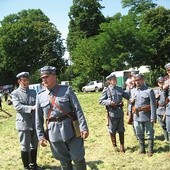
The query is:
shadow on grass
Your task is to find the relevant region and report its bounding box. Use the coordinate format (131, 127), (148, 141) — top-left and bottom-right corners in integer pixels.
(41, 165), (60, 170)
(41, 160), (103, 170)
(87, 160), (103, 170)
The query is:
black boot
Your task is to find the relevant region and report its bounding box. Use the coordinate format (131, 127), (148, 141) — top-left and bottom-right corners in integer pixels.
(138, 138), (145, 154)
(21, 151), (30, 170)
(147, 139), (154, 157)
(29, 149), (40, 170)
(119, 132), (125, 153)
(74, 159), (87, 170)
(60, 161), (73, 170)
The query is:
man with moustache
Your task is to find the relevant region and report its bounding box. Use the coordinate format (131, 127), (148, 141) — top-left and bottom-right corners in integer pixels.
(35, 66), (89, 170)
(129, 74), (156, 156)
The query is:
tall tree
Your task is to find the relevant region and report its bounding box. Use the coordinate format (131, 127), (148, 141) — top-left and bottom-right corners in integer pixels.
(0, 9), (65, 85)
(122, 0), (157, 14)
(67, 0), (106, 58)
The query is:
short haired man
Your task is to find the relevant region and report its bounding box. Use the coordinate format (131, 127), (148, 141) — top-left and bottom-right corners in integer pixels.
(129, 74), (156, 156)
(11, 72), (39, 170)
(35, 66), (89, 170)
(99, 73), (129, 153)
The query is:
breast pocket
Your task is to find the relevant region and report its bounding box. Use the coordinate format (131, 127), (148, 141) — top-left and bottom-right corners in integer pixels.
(40, 101), (51, 113)
(56, 97), (70, 108)
(141, 93), (149, 104)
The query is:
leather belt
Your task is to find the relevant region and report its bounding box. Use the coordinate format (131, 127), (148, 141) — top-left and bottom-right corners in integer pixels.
(158, 104), (166, 107)
(48, 115), (68, 122)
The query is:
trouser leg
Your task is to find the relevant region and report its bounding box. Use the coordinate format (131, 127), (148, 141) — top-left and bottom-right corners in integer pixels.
(147, 139), (154, 157)
(60, 161), (73, 170)
(21, 151), (30, 170)
(138, 138), (145, 154)
(119, 132), (125, 153)
(74, 158), (87, 170)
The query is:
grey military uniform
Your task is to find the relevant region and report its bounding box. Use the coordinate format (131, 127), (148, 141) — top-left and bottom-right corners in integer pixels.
(99, 85), (129, 133)
(11, 86), (38, 151)
(130, 84), (156, 154)
(36, 84), (88, 164)
(154, 87), (168, 141)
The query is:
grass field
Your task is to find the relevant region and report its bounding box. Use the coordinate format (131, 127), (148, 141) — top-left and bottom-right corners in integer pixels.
(0, 92), (170, 170)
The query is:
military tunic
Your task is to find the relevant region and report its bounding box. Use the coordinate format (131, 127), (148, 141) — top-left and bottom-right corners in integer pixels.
(11, 87), (38, 151)
(35, 84), (88, 163)
(99, 85), (129, 133)
(130, 85), (156, 140)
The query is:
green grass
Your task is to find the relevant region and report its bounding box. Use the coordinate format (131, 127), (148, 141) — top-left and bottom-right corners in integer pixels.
(0, 93), (170, 170)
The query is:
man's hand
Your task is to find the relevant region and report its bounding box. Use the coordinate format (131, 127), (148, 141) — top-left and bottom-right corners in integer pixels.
(110, 101), (115, 107)
(81, 131), (89, 139)
(39, 139), (48, 147)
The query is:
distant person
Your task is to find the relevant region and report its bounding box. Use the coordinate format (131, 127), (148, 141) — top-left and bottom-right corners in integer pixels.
(35, 66), (89, 170)
(163, 63), (170, 143)
(4, 92), (8, 102)
(154, 77), (168, 142)
(11, 72), (40, 170)
(0, 94), (2, 110)
(129, 74), (156, 156)
(99, 73), (129, 153)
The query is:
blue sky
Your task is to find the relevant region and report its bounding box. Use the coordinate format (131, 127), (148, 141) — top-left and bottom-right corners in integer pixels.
(0, 0), (170, 58)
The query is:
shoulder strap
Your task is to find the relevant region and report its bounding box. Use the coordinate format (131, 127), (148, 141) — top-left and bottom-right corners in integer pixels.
(46, 85), (60, 127)
(48, 88), (73, 119)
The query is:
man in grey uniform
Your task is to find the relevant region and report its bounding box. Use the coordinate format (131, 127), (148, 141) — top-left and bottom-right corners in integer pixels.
(35, 66), (89, 170)
(11, 72), (40, 170)
(99, 73), (129, 153)
(154, 77), (168, 142)
(129, 74), (156, 156)
(163, 63), (170, 144)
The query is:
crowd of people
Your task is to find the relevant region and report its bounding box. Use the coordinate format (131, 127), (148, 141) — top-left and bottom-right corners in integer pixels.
(99, 62), (170, 157)
(8, 62), (170, 169)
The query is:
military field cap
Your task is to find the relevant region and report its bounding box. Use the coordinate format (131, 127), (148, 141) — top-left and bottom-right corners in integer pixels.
(134, 74), (144, 80)
(157, 76), (164, 82)
(131, 70), (138, 75)
(165, 63), (170, 70)
(16, 72), (29, 79)
(106, 73), (117, 80)
(40, 66), (56, 77)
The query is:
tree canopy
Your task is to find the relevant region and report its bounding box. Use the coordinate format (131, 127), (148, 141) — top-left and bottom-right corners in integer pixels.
(0, 9), (65, 85)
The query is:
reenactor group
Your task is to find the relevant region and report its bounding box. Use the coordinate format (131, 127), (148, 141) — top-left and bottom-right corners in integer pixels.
(10, 63), (170, 169)
(99, 62), (170, 157)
